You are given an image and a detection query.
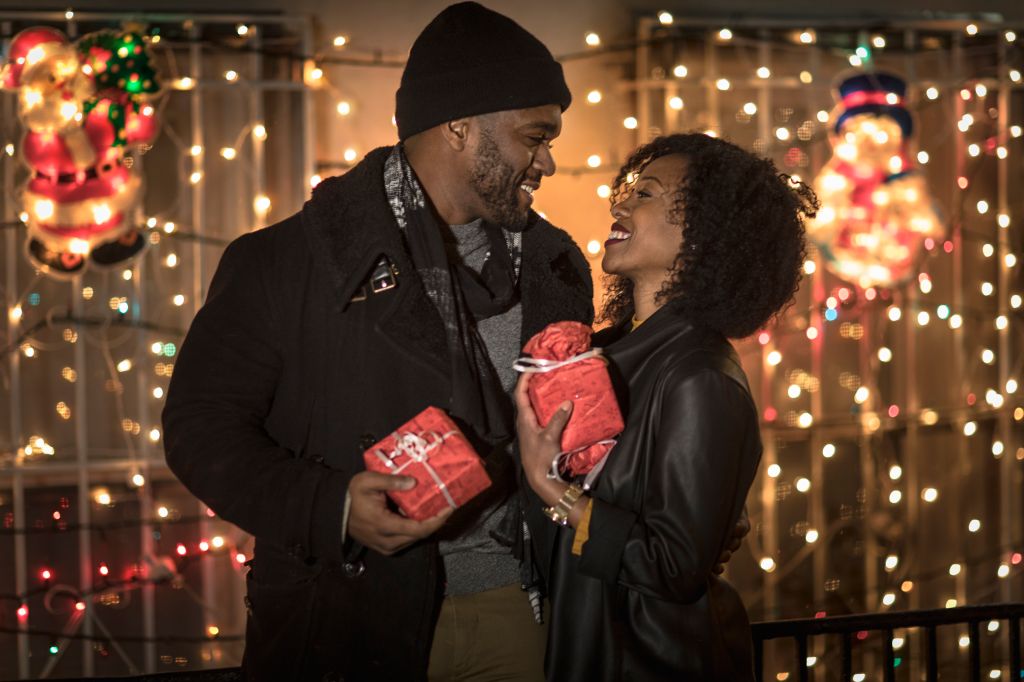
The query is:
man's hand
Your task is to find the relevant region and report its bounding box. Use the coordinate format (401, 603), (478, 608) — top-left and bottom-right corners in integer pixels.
(713, 507), (751, 575)
(347, 471), (453, 556)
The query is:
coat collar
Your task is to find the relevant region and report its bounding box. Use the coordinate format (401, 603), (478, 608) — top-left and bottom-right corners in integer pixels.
(299, 143), (593, 333)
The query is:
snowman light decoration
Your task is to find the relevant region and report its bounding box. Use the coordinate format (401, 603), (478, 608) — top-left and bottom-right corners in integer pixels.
(1, 26), (161, 278)
(807, 72), (943, 291)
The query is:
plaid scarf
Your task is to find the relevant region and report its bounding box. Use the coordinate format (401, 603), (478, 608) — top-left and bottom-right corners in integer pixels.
(384, 145), (521, 448)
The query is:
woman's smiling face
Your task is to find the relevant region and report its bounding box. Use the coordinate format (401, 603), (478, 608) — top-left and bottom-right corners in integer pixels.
(602, 153), (688, 285)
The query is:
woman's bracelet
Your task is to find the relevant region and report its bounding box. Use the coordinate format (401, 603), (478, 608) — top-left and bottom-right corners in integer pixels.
(544, 483), (584, 526)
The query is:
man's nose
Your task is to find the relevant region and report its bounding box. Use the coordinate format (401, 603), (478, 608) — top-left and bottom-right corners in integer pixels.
(533, 143), (556, 177)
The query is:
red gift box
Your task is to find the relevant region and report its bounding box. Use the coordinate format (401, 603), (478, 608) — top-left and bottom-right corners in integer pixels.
(363, 407), (492, 521)
(517, 322), (624, 476)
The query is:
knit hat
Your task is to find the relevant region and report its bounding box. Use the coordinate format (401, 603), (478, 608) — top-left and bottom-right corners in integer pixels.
(396, 2), (572, 141)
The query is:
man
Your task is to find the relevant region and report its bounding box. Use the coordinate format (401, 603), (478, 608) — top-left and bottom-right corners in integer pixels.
(164, 3), (746, 680)
(165, 4), (589, 680)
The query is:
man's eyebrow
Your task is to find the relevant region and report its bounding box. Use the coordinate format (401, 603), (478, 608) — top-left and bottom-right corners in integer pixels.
(521, 122), (559, 135)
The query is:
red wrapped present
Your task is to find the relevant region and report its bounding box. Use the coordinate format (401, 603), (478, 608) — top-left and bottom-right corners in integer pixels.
(516, 321), (624, 476)
(363, 407), (492, 521)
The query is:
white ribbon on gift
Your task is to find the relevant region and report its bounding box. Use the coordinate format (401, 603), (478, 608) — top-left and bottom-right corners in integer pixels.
(512, 347), (604, 374)
(547, 439), (617, 491)
(373, 430), (459, 510)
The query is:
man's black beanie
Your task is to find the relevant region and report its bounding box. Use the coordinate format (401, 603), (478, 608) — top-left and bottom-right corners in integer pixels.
(396, 2), (572, 141)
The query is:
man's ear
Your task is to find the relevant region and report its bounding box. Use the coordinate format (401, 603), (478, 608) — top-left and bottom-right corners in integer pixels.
(440, 117), (471, 152)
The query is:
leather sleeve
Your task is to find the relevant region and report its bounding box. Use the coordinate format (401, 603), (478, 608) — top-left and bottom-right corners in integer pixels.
(162, 234), (352, 564)
(578, 365), (759, 603)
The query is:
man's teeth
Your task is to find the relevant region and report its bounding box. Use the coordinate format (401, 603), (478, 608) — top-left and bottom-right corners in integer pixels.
(608, 230), (631, 240)
(520, 184), (535, 195)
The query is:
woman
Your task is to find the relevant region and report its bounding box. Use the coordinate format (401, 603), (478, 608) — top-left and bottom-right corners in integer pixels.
(515, 133), (816, 681)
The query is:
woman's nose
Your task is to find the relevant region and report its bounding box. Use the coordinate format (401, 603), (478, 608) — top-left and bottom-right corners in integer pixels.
(611, 201), (629, 220)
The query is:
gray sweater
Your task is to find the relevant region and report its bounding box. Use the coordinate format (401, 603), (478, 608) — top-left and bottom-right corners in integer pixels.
(437, 219), (522, 596)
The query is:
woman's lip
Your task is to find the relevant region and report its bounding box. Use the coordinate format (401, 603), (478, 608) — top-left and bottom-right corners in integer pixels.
(604, 237), (628, 248)
(612, 222), (630, 233)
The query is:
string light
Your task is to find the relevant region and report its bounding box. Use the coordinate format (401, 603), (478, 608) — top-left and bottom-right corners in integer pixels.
(718, 27), (732, 40)
(623, 116), (638, 129)
(658, 11), (674, 25)
(672, 64), (687, 78)
(586, 89), (602, 104)
(584, 32), (600, 47)
(333, 35), (348, 48)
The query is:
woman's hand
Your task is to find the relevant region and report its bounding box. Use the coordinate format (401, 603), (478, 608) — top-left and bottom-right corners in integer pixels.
(513, 373), (573, 494)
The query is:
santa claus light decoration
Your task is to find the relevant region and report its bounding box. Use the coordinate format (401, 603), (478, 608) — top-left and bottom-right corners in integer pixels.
(1, 26), (161, 278)
(807, 72), (943, 290)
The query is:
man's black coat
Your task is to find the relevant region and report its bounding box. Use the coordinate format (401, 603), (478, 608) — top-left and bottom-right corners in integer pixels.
(163, 147), (593, 681)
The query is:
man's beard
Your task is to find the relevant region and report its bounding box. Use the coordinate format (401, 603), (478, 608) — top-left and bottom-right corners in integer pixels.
(470, 129), (530, 231)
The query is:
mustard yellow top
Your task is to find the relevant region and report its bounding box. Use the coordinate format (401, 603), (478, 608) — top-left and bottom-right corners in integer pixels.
(571, 498), (595, 555)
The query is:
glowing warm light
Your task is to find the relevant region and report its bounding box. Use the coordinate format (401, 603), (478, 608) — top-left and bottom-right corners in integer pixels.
(882, 592), (896, 606)
(585, 32), (600, 47)
(805, 529), (818, 543)
(586, 240), (601, 255)
(224, 70), (239, 82)
(885, 555), (899, 570)
(878, 347), (892, 362)
(174, 77), (195, 90)
(775, 127), (790, 141)
(854, 386), (869, 404)
(254, 195), (272, 213)
(658, 11), (674, 25)
(949, 563), (962, 576)
(799, 30), (815, 44)
(190, 171), (203, 185)
(718, 27), (732, 39)
(668, 96), (684, 111)
(922, 487), (938, 502)
(623, 116), (638, 129)
(767, 463), (781, 478)
(759, 557), (776, 572)
(333, 35), (348, 48)
(173, 294), (186, 306)
(94, 488), (112, 506)
(743, 102), (757, 116)
(889, 465), (902, 480)
(586, 89), (602, 104)
(889, 490), (902, 504)
(220, 147), (237, 160)
(966, 23), (978, 36)
(715, 78), (731, 91)
(586, 154), (602, 168)
(766, 351), (782, 366)
(131, 473), (146, 487)
(672, 64), (687, 78)
(253, 124), (267, 140)
(756, 66), (771, 79)
(822, 443), (835, 458)
(795, 477), (811, 492)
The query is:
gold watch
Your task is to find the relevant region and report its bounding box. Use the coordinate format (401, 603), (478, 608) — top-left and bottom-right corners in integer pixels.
(544, 483), (585, 526)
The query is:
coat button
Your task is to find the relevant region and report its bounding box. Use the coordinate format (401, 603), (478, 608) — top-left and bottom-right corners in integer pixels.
(342, 560), (365, 578)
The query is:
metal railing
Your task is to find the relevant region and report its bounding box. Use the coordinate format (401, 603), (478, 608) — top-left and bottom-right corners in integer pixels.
(752, 603), (1024, 682)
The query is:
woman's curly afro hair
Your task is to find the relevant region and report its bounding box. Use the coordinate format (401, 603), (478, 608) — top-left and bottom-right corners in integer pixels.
(600, 133), (818, 339)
